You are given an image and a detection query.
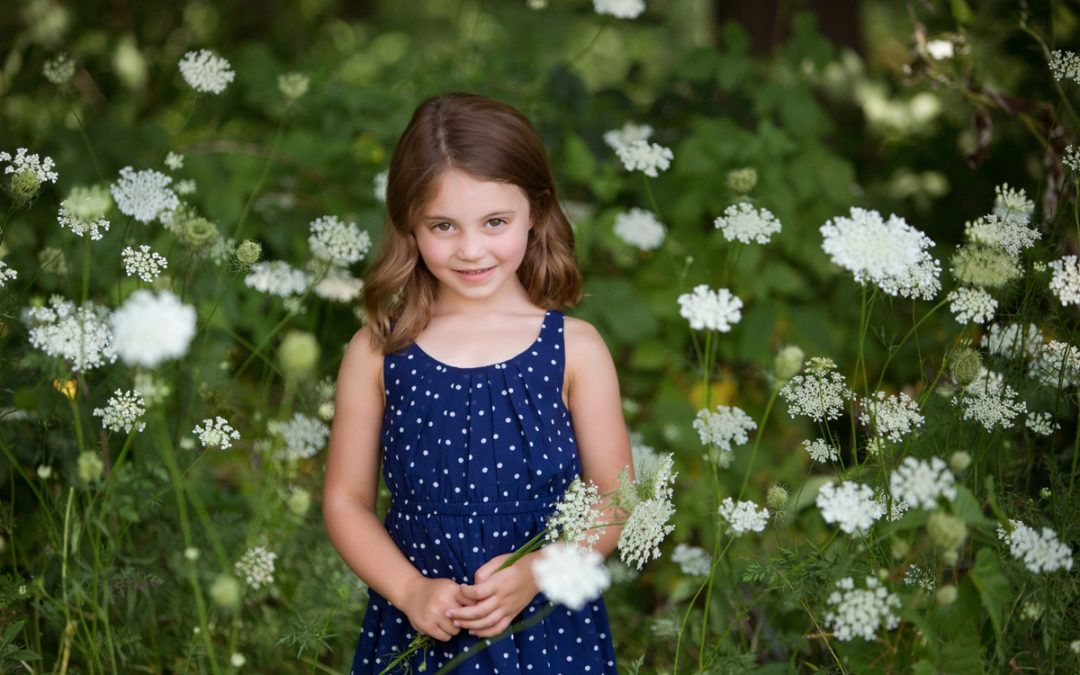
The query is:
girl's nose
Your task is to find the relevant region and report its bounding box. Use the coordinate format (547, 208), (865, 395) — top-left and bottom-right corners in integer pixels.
(456, 231), (485, 260)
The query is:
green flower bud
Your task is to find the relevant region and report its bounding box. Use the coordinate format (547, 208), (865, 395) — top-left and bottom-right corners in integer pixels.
(765, 484), (789, 511)
(62, 185), (112, 221)
(210, 574), (241, 610)
(44, 52), (76, 85)
(951, 244), (1021, 288)
(288, 487), (311, 516)
(278, 330), (320, 379)
(943, 549), (959, 566)
(1040, 487), (1051, 499)
(927, 512), (966, 552)
(949, 451), (971, 473)
(936, 585), (958, 606)
(773, 345), (804, 381)
(77, 451), (104, 484)
(726, 168), (758, 195)
(184, 547), (200, 561)
(891, 538), (910, 559)
(277, 72), (310, 102)
(181, 217), (220, 250)
(949, 347), (982, 387)
(1021, 600), (1042, 622)
(11, 170), (43, 203)
(37, 465), (53, 480)
(235, 239), (262, 268)
(805, 356), (838, 375)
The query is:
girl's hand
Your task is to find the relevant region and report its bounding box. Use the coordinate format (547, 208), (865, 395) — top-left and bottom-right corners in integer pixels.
(449, 552), (540, 638)
(400, 577), (474, 642)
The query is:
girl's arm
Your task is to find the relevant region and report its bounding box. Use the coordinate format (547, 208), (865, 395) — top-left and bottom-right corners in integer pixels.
(323, 327), (470, 642)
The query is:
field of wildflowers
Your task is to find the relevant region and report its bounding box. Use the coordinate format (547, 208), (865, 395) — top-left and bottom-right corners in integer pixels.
(1, 0), (1078, 672)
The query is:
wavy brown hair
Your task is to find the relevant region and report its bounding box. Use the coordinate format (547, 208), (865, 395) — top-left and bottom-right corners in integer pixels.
(362, 93), (582, 354)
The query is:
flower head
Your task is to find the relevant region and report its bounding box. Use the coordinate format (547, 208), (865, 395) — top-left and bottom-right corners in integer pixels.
(677, 285), (743, 332)
(1048, 255), (1080, 306)
(671, 544), (711, 576)
(308, 215), (371, 266)
(546, 477), (604, 547)
(234, 545), (277, 590)
(997, 520), (1074, 574)
(532, 543), (611, 610)
(714, 202), (782, 244)
(110, 290), (197, 367)
(92, 389), (147, 433)
(693, 405), (755, 467)
(121, 245), (168, 282)
(615, 140), (673, 177)
(950, 244), (1021, 288)
(1025, 411), (1059, 436)
(951, 383), (1027, 431)
(110, 167), (179, 224)
(717, 497), (769, 535)
(820, 207), (940, 300)
(244, 260), (310, 297)
(1029, 340), (1080, 388)
(964, 214), (1040, 256)
(602, 122), (653, 152)
(193, 417), (241, 450)
(0, 261), (16, 289)
(803, 438), (838, 463)
(860, 390), (924, 442)
(179, 49), (235, 94)
(947, 287), (997, 324)
(277, 72), (309, 101)
(992, 184), (1034, 226)
(816, 481), (882, 534)
(26, 297), (116, 371)
(982, 323), (1041, 360)
(44, 52), (75, 85)
(314, 268), (364, 303)
(373, 170), (388, 203)
(617, 497), (674, 569)
(779, 368), (853, 422)
(0, 147), (58, 184)
(825, 576), (901, 641)
(1050, 49), (1080, 84)
(592, 0), (646, 20)
(267, 413), (329, 460)
(613, 207), (665, 251)
(889, 457), (956, 509)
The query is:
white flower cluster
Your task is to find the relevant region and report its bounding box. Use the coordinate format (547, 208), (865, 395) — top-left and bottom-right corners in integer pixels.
(779, 369), (852, 422)
(997, 520), (1074, 574)
(903, 564), (936, 591)
(617, 497), (674, 569)
(110, 167), (179, 224)
(268, 412), (329, 460)
(1064, 145), (1080, 174)
(671, 544), (711, 576)
(816, 481), (882, 534)
(58, 205), (110, 240)
(0, 261), (16, 288)
(875, 492), (908, 522)
(992, 184), (1034, 225)
(592, 0), (646, 20)
(1049, 49), (1080, 84)
(546, 476), (604, 547)
(677, 285), (743, 332)
(952, 384), (1027, 431)
(925, 39), (954, 60)
(692, 405), (756, 460)
(164, 152), (184, 171)
(613, 207), (665, 251)
(825, 576), (901, 641)
(1025, 411), (1059, 436)
(179, 49), (235, 94)
(532, 542), (611, 610)
(860, 390), (924, 442)
(615, 141), (673, 178)
(308, 215), (371, 267)
(964, 214), (1040, 256)
(121, 245), (168, 282)
(110, 290), (197, 367)
(234, 545), (277, 590)
(602, 122), (653, 152)
(244, 260), (311, 297)
(1029, 340), (1080, 388)
(889, 457), (956, 509)
(803, 438), (838, 463)
(982, 322), (1040, 359)
(714, 202), (782, 244)
(193, 417), (241, 450)
(820, 207), (941, 300)
(314, 268), (364, 303)
(1048, 255), (1080, 306)
(92, 389), (147, 434)
(717, 497), (769, 535)
(947, 287), (997, 324)
(26, 297), (116, 371)
(0, 147), (58, 184)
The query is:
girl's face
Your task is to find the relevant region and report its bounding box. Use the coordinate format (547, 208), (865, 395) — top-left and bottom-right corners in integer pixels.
(413, 168), (532, 307)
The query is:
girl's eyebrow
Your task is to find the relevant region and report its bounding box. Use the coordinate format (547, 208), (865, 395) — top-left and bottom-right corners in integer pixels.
(421, 210), (517, 221)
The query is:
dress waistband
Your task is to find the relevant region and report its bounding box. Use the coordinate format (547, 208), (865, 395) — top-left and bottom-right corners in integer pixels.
(390, 496), (556, 516)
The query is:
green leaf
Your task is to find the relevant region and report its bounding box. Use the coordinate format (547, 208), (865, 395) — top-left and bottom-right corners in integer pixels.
(950, 0), (976, 24)
(951, 485), (997, 530)
(968, 548), (1011, 644)
(562, 132), (596, 184)
(937, 628), (984, 675)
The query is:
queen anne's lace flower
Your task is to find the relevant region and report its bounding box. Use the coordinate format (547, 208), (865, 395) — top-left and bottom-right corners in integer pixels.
(110, 290), (196, 367)
(779, 369), (852, 422)
(997, 519), (1074, 573)
(889, 457), (956, 509)
(268, 413), (329, 460)
(1064, 145), (1080, 174)
(193, 417), (241, 450)
(925, 40), (954, 60)
(110, 167), (179, 224)
(615, 140), (673, 177)
(1029, 340), (1080, 388)
(693, 405), (756, 454)
(875, 492), (908, 522)
(92, 389), (147, 434)
(121, 245), (168, 282)
(825, 576), (901, 641)
(816, 481), (882, 534)
(0, 147), (58, 184)
(964, 214), (1041, 256)
(677, 285), (742, 332)
(593, 0), (646, 19)
(617, 498), (674, 569)
(244, 260), (310, 297)
(1050, 49), (1080, 84)
(951, 383), (1027, 431)
(602, 122), (653, 152)
(903, 564), (936, 590)
(671, 544), (711, 576)
(546, 477), (604, 547)
(373, 170), (388, 203)
(0, 261), (16, 288)
(860, 390), (924, 442)
(982, 322), (1041, 360)
(235, 545), (277, 590)
(164, 152), (184, 171)
(314, 268), (364, 302)
(1025, 411), (1059, 436)
(992, 184), (1034, 225)
(179, 49), (235, 94)
(947, 287), (997, 324)
(613, 207), (665, 251)
(1048, 255), (1080, 306)
(714, 202), (782, 244)
(820, 207), (941, 300)
(803, 438), (838, 463)
(43, 53), (75, 85)
(717, 497), (769, 535)
(308, 215), (371, 266)
(532, 543), (611, 610)
(26, 297), (116, 371)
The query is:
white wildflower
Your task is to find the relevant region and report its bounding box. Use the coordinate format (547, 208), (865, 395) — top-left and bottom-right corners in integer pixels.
(1049, 49), (1080, 84)
(803, 438), (838, 463)
(121, 245), (168, 282)
(244, 260), (311, 297)
(982, 323), (1041, 360)
(714, 202), (782, 244)
(234, 545), (277, 590)
(992, 184), (1034, 225)
(175, 179), (196, 195)
(820, 207), (941, 300)
(314, 268), (364, 303)
(164, 152), (184, 171)
(0, 261), (16, 288)
(816, 481), (882, 534)
(592, 0), (646, 20)
(889, 457), (956, 509)
(875, 492), (908, 522)
(26, 297), (116, 372)
(925, 39), (954, 60)
(178, 49), (235, 94)
(964, 214), (1040, 256)
(532, 543), (611, 610)
(677, 284), (743, 332)
(277, 72), (309, 101)
(903, 564), (936, 590)
(110, 290), (197, 367)
(963, 367), (1005, 397)
(613, 207), (665, 251)
(825, 576), (901, 641)
(1025, 411), (1059, 436)
(57, 207), (110, 240)
(92, 389), (147, 434)
(693, 405), (755, 467)
(193, 416), (241, 450)
(629, 432), (661, 479)
(43, 53), (76, 85)
(1064, 145), (1080, 174)
(602, 122), (653, 152)
(618, 498), (675, 570)
(615, 140), (673, 178)
(1029, 340), (1080, 388)
(134, 372), (171, 405)
(860, 390), (924, 442)
(110, 167), (179, 224)
(951, 384), (1027, 431)
(671, 544), (711, 576)
(779, 369), (853, 422)
(717, 497), (769, 535)
(0, 147), (58, 184)
(947, 287), (997, 324)
(308, 215), (371, 266)
(997, 519), (1074, 574)
(546, 477), (604, 547)
(268, 412), (330, 460)
(1048, 255), (1080, 306)
(373, 170), (388, 203)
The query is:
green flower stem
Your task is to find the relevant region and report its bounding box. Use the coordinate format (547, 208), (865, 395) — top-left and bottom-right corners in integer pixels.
(0, 202), (16, 248)
(673, 537), (733, 673)
(69, 106), (105, 183)
(562, 18), (609, 74)
(160, 95), (200, 165)
(873, 296), (949, 394)
(232, 117), (286, 240)
(737, 387), (779, 501)
(0, 431), (61, 544)
(434, 602), (557, 675)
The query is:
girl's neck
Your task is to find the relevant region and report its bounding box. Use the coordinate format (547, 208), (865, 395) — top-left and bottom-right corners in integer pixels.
(430, 280), (535, 319)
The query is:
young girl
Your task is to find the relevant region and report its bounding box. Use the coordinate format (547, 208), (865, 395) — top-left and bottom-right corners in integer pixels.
(323, 93), (632, 674)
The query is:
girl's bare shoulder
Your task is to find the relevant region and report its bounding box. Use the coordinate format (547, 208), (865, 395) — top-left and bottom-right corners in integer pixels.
(338, 325), (384, 393)
(562, 315), (613, 369)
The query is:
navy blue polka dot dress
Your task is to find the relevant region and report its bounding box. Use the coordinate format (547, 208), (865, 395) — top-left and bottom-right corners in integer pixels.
(350, 310), (618, 674)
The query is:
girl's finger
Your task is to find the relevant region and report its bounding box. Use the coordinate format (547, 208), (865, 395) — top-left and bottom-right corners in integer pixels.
(449, 596), (499, 622)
